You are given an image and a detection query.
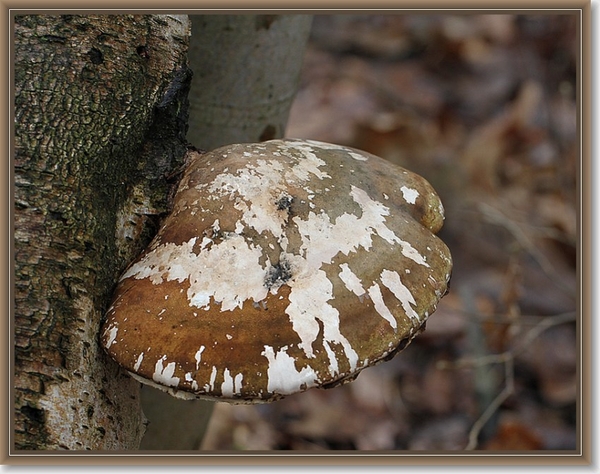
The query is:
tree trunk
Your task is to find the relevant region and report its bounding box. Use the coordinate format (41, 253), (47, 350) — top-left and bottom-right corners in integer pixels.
(187, 14), (313, 150)
(13, 14), (191, 450)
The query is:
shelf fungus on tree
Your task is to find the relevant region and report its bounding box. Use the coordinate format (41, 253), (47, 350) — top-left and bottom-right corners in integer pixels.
(101, 138), (452, 403)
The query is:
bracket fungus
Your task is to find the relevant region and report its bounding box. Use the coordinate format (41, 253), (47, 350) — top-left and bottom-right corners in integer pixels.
(101, 139), (452, 403)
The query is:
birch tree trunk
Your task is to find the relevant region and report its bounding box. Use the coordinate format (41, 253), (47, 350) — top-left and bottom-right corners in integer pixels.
(13, 14), (192, 450)
(187, 14), (313, 150)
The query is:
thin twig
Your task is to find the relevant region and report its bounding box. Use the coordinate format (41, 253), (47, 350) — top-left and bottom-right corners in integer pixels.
(465, 357), (515, 450)
(436, 310), (575, 450)
(477, 201), (574, 296)
(436, 311), (576, 370)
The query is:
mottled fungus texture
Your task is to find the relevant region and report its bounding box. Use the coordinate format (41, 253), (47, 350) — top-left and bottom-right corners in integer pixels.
(101, 139), (452, 403)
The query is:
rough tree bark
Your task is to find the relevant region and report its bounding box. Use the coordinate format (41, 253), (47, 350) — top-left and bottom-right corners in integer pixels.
(138, 14), (313, 450)
(13, 14), (192, 450)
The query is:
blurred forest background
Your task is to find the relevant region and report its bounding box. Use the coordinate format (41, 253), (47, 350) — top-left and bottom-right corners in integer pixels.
(199, 13), (579, 451)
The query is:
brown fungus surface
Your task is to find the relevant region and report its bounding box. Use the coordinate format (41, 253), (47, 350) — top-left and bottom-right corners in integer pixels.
(101, 139), (452, 403)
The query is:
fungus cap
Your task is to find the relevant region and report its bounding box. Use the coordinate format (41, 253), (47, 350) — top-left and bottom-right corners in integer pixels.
(101, 139), (452, 403)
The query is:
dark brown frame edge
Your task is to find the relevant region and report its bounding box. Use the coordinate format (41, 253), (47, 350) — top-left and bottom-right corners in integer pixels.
(2, 0), (593, 467)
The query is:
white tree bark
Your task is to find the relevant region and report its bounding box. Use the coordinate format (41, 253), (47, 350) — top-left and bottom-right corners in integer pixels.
(187, 14), (313, 150)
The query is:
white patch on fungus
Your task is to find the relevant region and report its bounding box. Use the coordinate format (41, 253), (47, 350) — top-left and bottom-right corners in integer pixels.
(195, 346), (205, 370)
(104, 325), (118, 348)
(292, 186), (401, 270)
(338, 263), (365, 297)
(202, 147), (330, 238)
(278, 183), (418, 369)
(348, 151), (368, 161)
(184, 372), (201, 393)
(285, 268), (359, 370)
(121, 237), (197, 284)
(303, 139), (369, 162)
(235, 373), (243, 393)
(348, 186), (399, 247)
(133, 352), (144, 372)
(205, 366), (218, 393)
(235, 221), (244, 234)
(400, 185), (419, 204)
(276, 142), (331, 181)
(120, 234), (269, 312)
(153, 356), (180, 388)
(399, 241), (430, 267)
(380, 269), (420, 322)
(323, 341), (339, 375)
(261, 345), (319, 395)
(221, 368), (243, 397)
(367, 283), (397, 330)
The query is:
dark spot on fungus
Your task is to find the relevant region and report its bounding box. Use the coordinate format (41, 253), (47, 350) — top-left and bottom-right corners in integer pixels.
(265, 260), (292, 290)
(276, 194), (293, 211)
(202, 225), (223, 245)
(88, 47), (103, 65)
